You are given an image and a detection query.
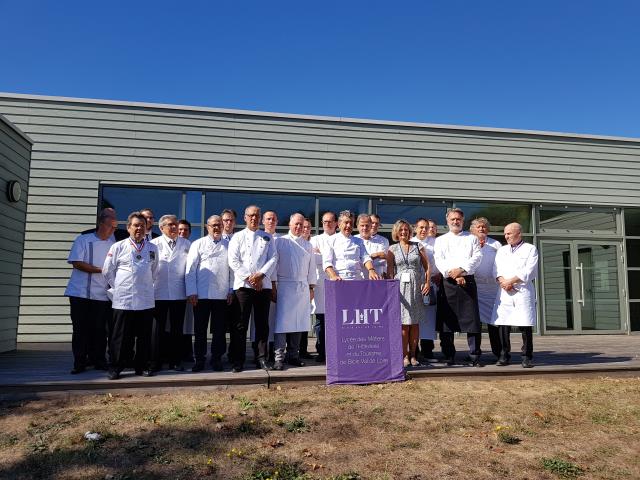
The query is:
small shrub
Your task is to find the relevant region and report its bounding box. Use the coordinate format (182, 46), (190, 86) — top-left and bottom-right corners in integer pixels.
(497, 431), (521, 445)
(284, 416), (309, 433)
(241, 456), (309, 480)
(541, 457), (584, 478)
(329, 474), (361, 480)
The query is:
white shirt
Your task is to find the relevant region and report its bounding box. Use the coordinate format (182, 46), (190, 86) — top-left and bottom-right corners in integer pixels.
(185, 236), (233, 300)
(103, 238), (158, 310)
(151, 235), (190, 300)
(474, 237), (502, 283)
(310, 232), (334, 314)
(370, 233), (389, 273)
(411, 235), (439, 277)
(228, 228), (278, 290)
(356, 235), (387, 278)
(434, 231), (482, 277)
(65, 232), (115, 301)
(490, 242), (539, 327)
(322, 233), (372, 280)
(274, 233), (317, 285)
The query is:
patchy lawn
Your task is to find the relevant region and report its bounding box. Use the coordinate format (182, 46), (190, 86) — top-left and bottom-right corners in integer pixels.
(0, 377), (638, 479)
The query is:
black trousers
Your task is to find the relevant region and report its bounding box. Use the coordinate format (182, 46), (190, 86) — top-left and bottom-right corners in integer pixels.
(439, 332), (482, 361)
(194, 299), (228, 363)
(314, 313), (325, 358)
(69, 296), (110, 368)
(487, 324), (502, 359)
(109, 308), (153, 373)
(420, 339), (435, 357)
(489, 325), (533, 361)
(232, 288), (271, 367)
(224, 294), (241, 361)
(152, 299), (186, 368)
(299, 331), (309, 355)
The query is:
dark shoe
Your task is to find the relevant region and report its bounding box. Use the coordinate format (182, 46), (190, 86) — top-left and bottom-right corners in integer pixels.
(442, 357), (455, 366)
(465, 358), (484, 368)
(421, 355), (438, 364)
(258, 359), (270, 370)
(232, 365), (243, 373)
(300, 352), (314, 359)
(192, 362), (205, 372)
(173, 364), (185, 372)
(287, 358), (305, 367)
(272, 360), (284, 371)
(522, 358), (534, 368)
(315, 355), (326, 363)
(108, 370), (120, 380)
(141, 369), (154, 377)
(211, 361), (223, 372)
(70, 366), (86, 375)
(496, 357), (510, 366)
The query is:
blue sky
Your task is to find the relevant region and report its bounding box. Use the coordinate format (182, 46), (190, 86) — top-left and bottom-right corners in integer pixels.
(1, 0), (639, 137)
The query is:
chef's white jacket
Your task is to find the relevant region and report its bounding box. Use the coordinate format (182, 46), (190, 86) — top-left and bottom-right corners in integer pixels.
(103, 238), (159, 311)
(185, 236), (233, 300)
(434, 231), (482, 277)
(151, 235), (190, 300)
(65, 232), (115, 301)
(228, 228), (278, 290)
(322, 233), (371, 280)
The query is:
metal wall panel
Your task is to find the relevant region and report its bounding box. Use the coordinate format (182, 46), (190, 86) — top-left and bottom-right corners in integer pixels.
(0, 94), (639, 341)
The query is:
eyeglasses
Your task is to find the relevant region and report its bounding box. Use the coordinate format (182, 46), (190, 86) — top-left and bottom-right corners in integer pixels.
(207, 223), (222, 227)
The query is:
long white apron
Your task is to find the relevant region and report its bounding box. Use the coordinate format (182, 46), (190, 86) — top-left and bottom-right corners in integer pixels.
(275, 281), (311, 333)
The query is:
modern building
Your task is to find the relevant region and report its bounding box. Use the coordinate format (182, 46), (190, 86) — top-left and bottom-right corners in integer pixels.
(0, 92), (638, 348)
(0, 114), (32, 352)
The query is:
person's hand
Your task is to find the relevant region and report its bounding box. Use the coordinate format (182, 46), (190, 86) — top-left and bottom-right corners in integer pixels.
(226, 293), (234, 305)
(455, 277), (466, 286)
(188, 295), (198, 306)
(421, 283), (431, 295)
(309, 288), (315, 301)
(271, 286), (277, 303)
(448, 267), (464, 279)
(368, 270), (381, 280)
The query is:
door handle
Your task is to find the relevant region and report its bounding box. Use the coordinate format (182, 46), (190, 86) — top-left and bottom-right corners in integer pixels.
(576, 262), (585, 307)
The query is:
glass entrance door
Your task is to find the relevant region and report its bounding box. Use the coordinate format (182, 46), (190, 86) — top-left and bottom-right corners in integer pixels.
(540, 240), (625, 333)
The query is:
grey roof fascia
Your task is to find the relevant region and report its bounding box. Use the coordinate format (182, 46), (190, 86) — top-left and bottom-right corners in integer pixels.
(0, 91), (639, 145)
(0, 113), (33, 144)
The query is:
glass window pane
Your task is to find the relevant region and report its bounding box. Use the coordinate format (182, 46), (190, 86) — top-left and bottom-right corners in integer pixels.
(541, 242), (574, 330)
(455, 202), (531, 233)
(205, 191), (315, 227)
(627, 239), (640, 267)
(185, 191), (202, 225)
(627, 270), (640, 300)
(539, 207), (618, 233)
(102, 186), (182, 235)
(624, 208), (640, 236)
(630, 302), (640, 331)
(375, 202), (449, 228)
(319, 196), (369, 222)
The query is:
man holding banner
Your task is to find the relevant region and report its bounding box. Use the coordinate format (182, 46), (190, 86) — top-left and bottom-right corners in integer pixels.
(323, 211), (381, 281)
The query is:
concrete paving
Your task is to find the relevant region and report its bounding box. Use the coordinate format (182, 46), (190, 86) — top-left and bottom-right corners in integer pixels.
(1, 335), (638, 395)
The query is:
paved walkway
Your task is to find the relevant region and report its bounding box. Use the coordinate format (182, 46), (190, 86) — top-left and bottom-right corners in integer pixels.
(1, 335), (638, 395)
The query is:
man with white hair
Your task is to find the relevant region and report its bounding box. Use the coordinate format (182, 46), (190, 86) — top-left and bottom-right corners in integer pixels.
(369, 213), (389, 277)
(151, 214), (190, 371)
(185, 215), (233, 372)
(228, 205), (278, 372)
(434, 208), (483, 366)
(490, 223), (539, 368)
(356, 214), (387, 279)
(469, 217), (502, 359)
(271, 213), (317, 370)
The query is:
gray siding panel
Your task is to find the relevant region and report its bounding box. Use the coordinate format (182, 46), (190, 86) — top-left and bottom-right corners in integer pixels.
(0, 115), (31, 351)
(0, 95), (639, 341)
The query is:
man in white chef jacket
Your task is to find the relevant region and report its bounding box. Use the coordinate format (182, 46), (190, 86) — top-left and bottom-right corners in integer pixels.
(355, 214), (387, 278)
(469, 217), (502, 360)
(411, 218), (440, 362)
(369, 213), (389, 277)
(271, 213), (318, 370)
(103, 212), (159, 380)
(324, 211), (380, 281)
(65, 210), (117, 374)
(490, 223), (539, 368)
(220, 208), (239, 364)
(259, 210), (281, 362)
(228, 205), (278, 373)
(434, 208), (483, 366)
(310, 211), (337, 363)
(185, 215), (233, 372)
(150, 214), (190, 372)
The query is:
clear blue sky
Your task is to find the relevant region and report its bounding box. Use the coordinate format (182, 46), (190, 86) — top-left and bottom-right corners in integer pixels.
(1, 0), (639, 137)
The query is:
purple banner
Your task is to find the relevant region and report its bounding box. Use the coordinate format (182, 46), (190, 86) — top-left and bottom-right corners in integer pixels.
(324, 279), (404, 385)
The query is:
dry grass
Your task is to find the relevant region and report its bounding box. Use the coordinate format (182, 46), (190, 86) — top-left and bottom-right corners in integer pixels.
(0, 377), (639, 479)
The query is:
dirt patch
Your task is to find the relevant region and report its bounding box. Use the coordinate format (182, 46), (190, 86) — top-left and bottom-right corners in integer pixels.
(0, 377), (638, 479)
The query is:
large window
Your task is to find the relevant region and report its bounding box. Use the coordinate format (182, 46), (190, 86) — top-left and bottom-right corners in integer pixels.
(625, 207), (640, 331)
(375, 200), (449, 228)
(538, 206), (618, 234)
(454, 201), (532, 234)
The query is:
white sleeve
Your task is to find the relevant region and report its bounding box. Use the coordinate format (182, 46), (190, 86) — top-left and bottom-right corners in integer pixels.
(462, 236), (483, 275)
(228, 235), (251, 280)
(517, 246), (539, 283)
(67, 236), (86, 264)
(102, 244), (118, 288)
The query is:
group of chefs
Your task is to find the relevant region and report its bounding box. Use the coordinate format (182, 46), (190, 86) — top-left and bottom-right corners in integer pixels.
(64, 203), (539, 380)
